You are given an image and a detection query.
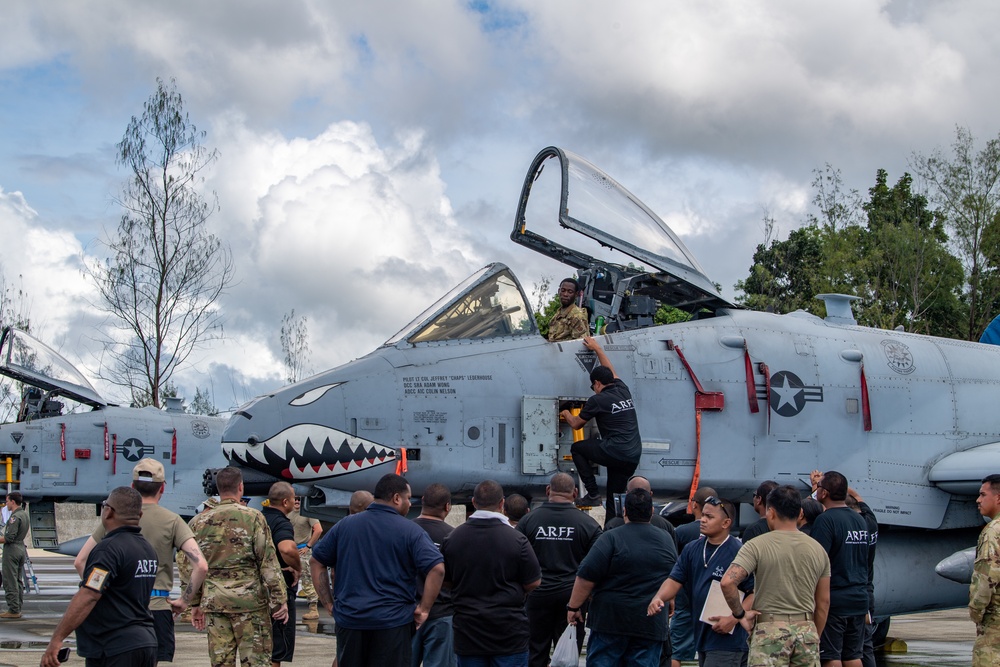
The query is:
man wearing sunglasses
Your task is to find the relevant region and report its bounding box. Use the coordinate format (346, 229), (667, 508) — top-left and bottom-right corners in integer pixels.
(648, 496), (753, 667)
(561, 336), (642, 521)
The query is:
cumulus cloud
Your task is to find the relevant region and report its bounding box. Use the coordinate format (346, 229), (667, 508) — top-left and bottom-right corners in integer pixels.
(179, 116), (483, 401)
(0, 187), (102, 371)
(2, 0), (1000, 406)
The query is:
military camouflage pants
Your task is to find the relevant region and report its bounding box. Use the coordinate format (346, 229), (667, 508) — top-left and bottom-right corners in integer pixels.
(748, 620), (819, 667)
(973, 622), (1000, 667)
(298, 549), (316, 602)
(206, 610), (273, 667)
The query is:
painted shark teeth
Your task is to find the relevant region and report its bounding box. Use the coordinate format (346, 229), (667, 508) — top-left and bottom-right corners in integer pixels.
(222, 423), (395, 481)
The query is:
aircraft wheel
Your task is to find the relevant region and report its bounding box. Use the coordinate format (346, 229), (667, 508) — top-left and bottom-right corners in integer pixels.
(872, 617), (890, 650)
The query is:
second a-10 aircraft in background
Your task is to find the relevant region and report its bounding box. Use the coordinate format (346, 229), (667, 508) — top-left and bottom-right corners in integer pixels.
(219, 146), (1000, 619)
(0, 326), (229, 549)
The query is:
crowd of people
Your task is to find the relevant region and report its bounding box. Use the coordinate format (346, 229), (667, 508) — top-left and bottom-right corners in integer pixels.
(6, 455), (998, 667)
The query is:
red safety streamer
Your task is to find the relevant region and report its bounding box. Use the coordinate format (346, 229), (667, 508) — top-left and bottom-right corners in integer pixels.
(104, 422), (110, 460)
(112, 433), (117, 475)
(669, 341), (725, 505)
(860, 363), (872, 432)
(395, 447), (408, 476)
(690, 410), (703, 504)
(759, 362), (771, 435)
(171, 429), (177, 465)
(60, 423), (66, 461)
(744, 345), (759, 414)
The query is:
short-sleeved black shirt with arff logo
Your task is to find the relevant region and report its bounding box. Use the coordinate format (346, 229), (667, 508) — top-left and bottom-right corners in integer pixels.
(77, 525), (158, 659)
(578, 378), (642, 463)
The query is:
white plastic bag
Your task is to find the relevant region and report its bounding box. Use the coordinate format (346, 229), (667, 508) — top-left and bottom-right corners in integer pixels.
(550, 623), (579, 667)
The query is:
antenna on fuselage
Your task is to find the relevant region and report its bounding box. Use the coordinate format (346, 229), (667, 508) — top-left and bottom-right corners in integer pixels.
(816, 294), (859, 325)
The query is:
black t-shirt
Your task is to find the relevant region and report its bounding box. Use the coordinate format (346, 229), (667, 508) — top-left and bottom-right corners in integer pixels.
(857, 501), (879, 612)
(262, 507), (297, 590)
(578, 522), (677, 641)
(673, 518), (702, 552)
(516, 502), (603, 596)
(77, 526), (157, 659)
(441, 518), (541, 656)
(413, 516), (455, 620)
(605, 513), (677, 552)
(741, 516), (770, 543)
(579, 378), (642, 463)
(810, 506), (870, 616)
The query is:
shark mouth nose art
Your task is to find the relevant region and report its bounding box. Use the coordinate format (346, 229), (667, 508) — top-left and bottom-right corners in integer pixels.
(223, 423), (396, 480)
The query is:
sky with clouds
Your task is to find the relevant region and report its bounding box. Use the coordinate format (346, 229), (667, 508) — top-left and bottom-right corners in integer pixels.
(1, 0), (997, 411)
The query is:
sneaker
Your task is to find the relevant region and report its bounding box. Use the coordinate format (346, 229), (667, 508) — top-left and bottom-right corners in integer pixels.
(0, 612), (21, 619)
(575, 493), (602, 507)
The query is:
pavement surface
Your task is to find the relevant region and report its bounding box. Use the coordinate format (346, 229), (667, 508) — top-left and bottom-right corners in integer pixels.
(0, 550), (978, 667)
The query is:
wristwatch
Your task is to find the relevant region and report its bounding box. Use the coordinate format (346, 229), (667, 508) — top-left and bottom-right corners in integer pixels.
(566, 605), (581, 612)
(733, 607), (746, 620)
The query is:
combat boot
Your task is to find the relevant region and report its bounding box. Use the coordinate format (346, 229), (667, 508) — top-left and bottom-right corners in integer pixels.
(302, 602), (319, 620)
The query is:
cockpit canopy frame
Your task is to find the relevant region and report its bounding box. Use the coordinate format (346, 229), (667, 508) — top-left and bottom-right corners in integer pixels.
(384, 264), (538, 346)
(0, 326), (107, 409)
(510, 146), (734, 320)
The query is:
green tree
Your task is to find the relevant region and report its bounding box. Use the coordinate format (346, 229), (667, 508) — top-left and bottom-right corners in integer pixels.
(860, 170), (963, 336)
(654, 304), (692, 325)
(90, 78), (233, 407)
(280, 310), (310, 384)
(912, 126), (1000, 340)
(534, 294), (562, 338)
(736, 167), (964, 337)
(735, 224), (827, 314)
(187, 386), (219, 416)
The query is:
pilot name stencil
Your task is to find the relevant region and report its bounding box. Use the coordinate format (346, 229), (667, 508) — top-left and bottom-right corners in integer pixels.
(402, 374), (492, 396)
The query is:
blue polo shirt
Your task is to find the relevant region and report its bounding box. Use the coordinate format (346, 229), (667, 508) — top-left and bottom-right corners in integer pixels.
(668, 535), (754, 655)
(311, 502), (443, 630)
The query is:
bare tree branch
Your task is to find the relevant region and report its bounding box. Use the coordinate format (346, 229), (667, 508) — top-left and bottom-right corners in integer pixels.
(88, 78), (234, 407)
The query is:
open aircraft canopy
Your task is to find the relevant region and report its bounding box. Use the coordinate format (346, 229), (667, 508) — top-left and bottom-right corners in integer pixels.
(0, 327), (107, 408)
(384, 263), (538, 346)
(511, 146), (734, 314)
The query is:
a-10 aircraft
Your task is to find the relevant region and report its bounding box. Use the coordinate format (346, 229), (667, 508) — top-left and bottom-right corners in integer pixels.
(218, 146), (995, 619)
(0, 326), (229, 548)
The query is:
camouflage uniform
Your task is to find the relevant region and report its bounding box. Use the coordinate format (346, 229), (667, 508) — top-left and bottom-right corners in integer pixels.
(189, 499), (287, 667)
(748, 620), (820, 667)
(547, 305), (589, 342)
(1, 506), (29, 615)
(288, 509), (319, 603)
(177, 498), (219, 590)
(970, 513), (1000, 667)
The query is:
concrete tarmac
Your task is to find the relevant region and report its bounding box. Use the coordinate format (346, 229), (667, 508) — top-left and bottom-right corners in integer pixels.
(0, 551), (978, 667)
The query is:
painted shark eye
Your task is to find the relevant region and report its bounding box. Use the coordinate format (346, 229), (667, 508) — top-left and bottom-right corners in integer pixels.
(247, 435), (259, 446)
(290, 383), (344, 406)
